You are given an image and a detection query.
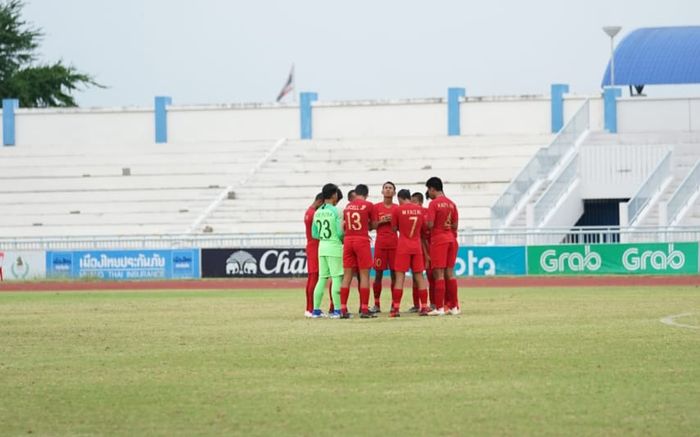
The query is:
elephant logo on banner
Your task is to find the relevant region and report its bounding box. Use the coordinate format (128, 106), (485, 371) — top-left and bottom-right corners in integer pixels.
(225, 251), (258, 276)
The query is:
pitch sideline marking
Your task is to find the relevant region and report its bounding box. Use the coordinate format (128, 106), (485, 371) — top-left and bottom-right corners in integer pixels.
(659, 313), (700, 330)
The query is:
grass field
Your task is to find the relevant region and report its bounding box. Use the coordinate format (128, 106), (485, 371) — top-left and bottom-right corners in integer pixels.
(1, 286), (699, 436)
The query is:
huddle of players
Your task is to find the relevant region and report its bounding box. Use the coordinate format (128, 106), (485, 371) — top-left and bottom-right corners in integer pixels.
(303, 176), (460, 319)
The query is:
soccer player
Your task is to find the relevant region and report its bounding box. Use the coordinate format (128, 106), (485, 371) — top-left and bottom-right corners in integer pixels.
(391, 189), (430, 317)
(425, 177), (460, 316)
(340, 184), (377, 319)
(339, 188), (362, 306)
(409, 191), (434, 312)
(311, 183), (344, 318)
(370, 181), (398, 313)
(303, 192), (324, 317)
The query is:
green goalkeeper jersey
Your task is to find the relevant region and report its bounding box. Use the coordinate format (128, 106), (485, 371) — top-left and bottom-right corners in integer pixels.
(312, 203), (344, 257)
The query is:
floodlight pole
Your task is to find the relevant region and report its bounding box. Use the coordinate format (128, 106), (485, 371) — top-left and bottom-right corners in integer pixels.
(602, 26), (622, 86)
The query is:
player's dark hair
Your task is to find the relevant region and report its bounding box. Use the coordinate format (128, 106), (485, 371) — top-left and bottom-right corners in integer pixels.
(322, 183), (338, 200)
(315, 192), (323, 202)
(425, 177), (443, 192)
(348, 189), (356, 198)
(336, 188), (343, 201)
(411, 192), (424, 203)
(354, 184), (369, 197)
(383, 181), (396, 190)
(397, 189), (411, 200)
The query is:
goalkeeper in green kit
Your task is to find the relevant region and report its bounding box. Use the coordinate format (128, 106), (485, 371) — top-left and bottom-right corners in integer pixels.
(311, 183), (344, 319)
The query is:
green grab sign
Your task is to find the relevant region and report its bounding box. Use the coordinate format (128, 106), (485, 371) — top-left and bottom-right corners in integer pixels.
(527, 242), (699, 275)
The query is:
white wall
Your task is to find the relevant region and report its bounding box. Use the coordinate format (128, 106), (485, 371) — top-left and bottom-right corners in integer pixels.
(169, 106), (298, 142)
(14, 108), (152, 146)
(618, 97), (700, 133)
(461, 98), (551, 135)
(314, 100), (444, 138)
(4, 94), (700, 147)
(579, 144), (669, 198)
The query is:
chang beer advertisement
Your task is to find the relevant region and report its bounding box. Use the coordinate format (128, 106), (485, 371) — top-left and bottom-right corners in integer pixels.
(528, 242), (699, 275)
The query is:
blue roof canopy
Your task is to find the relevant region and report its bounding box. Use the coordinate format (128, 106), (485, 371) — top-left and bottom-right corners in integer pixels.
(601, 26), (700, 87)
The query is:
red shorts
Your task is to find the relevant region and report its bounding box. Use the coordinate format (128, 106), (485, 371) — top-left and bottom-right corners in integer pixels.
(430, 241), (457, 269)
(343, 239), (373, 269)
(394, 252), (425, 273)
(306, 243), (319, 274)
(373, 247), (396, 271)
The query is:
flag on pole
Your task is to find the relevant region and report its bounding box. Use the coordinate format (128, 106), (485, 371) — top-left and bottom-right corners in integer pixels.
(276, 64), (295, 102)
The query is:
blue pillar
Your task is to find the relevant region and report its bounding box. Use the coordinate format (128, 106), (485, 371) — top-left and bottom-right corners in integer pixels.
(300, 92), (318, 140)
(154, 96), (172, 144)
(447, 87), (466, 136)
(550, 84), (569, 133)
(2, 99), (19, 146)
(604, 87), (622, 133)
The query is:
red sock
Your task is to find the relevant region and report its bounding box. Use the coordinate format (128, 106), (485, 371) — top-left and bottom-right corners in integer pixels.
(419, 289), (428, 309)
(444, 281), (453, 309)
(435, 279), (445, 309)
(373, 282), (382, 306)
(391, 288), (403, 311)
(340, 287), (350, 313)
(412, 282), (419, 308)
(306, 272), (318, 312)
(447, 279), (459, 309)
(359, 287), (370, 312)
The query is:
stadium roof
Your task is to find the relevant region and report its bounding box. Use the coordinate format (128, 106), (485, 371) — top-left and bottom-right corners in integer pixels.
(601, 26), (700, 88)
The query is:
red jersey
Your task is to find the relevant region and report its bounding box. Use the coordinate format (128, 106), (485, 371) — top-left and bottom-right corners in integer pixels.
(427, 195), (458, 245)
(392, 203), (425, 254)
(372, 202), (398, 249)
(421, 206), (431, 244)
(343, 199), (374, 240)
(304, 206), (318, 247)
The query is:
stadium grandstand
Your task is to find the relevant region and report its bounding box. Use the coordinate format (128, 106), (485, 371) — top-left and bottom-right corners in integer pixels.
(0, 26), (699, 270)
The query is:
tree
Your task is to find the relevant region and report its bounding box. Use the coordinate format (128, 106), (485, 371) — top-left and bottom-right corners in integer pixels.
(0, 0), (102, 107)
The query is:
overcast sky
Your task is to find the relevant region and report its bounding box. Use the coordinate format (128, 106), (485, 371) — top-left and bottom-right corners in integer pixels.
(21, 0), (700, 107)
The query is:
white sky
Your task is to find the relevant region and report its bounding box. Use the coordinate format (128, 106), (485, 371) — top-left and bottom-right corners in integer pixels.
(22, 0), (700, 107)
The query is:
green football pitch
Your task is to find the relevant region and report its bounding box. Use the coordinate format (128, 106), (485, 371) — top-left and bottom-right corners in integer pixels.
(1, 286), (699, 436)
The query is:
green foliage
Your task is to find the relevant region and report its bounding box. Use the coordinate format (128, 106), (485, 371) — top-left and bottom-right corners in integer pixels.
(0, 0), (101, 107)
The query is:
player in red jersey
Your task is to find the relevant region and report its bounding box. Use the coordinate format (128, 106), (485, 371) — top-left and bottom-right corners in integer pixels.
(340, 184), (377, 319)
(303, 193), (324, 317)
(345, 190), (363, 304)
(370, 181), (399, 313)
(390, 189), (431, 317)
(408, 191), (434, 312)
(425, 177), (460, 316)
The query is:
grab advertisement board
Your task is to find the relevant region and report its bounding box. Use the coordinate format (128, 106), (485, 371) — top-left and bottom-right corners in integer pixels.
(455, 246), (526, 276)
(45, 249), (200, 280)
(526, 242), (699, 275)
